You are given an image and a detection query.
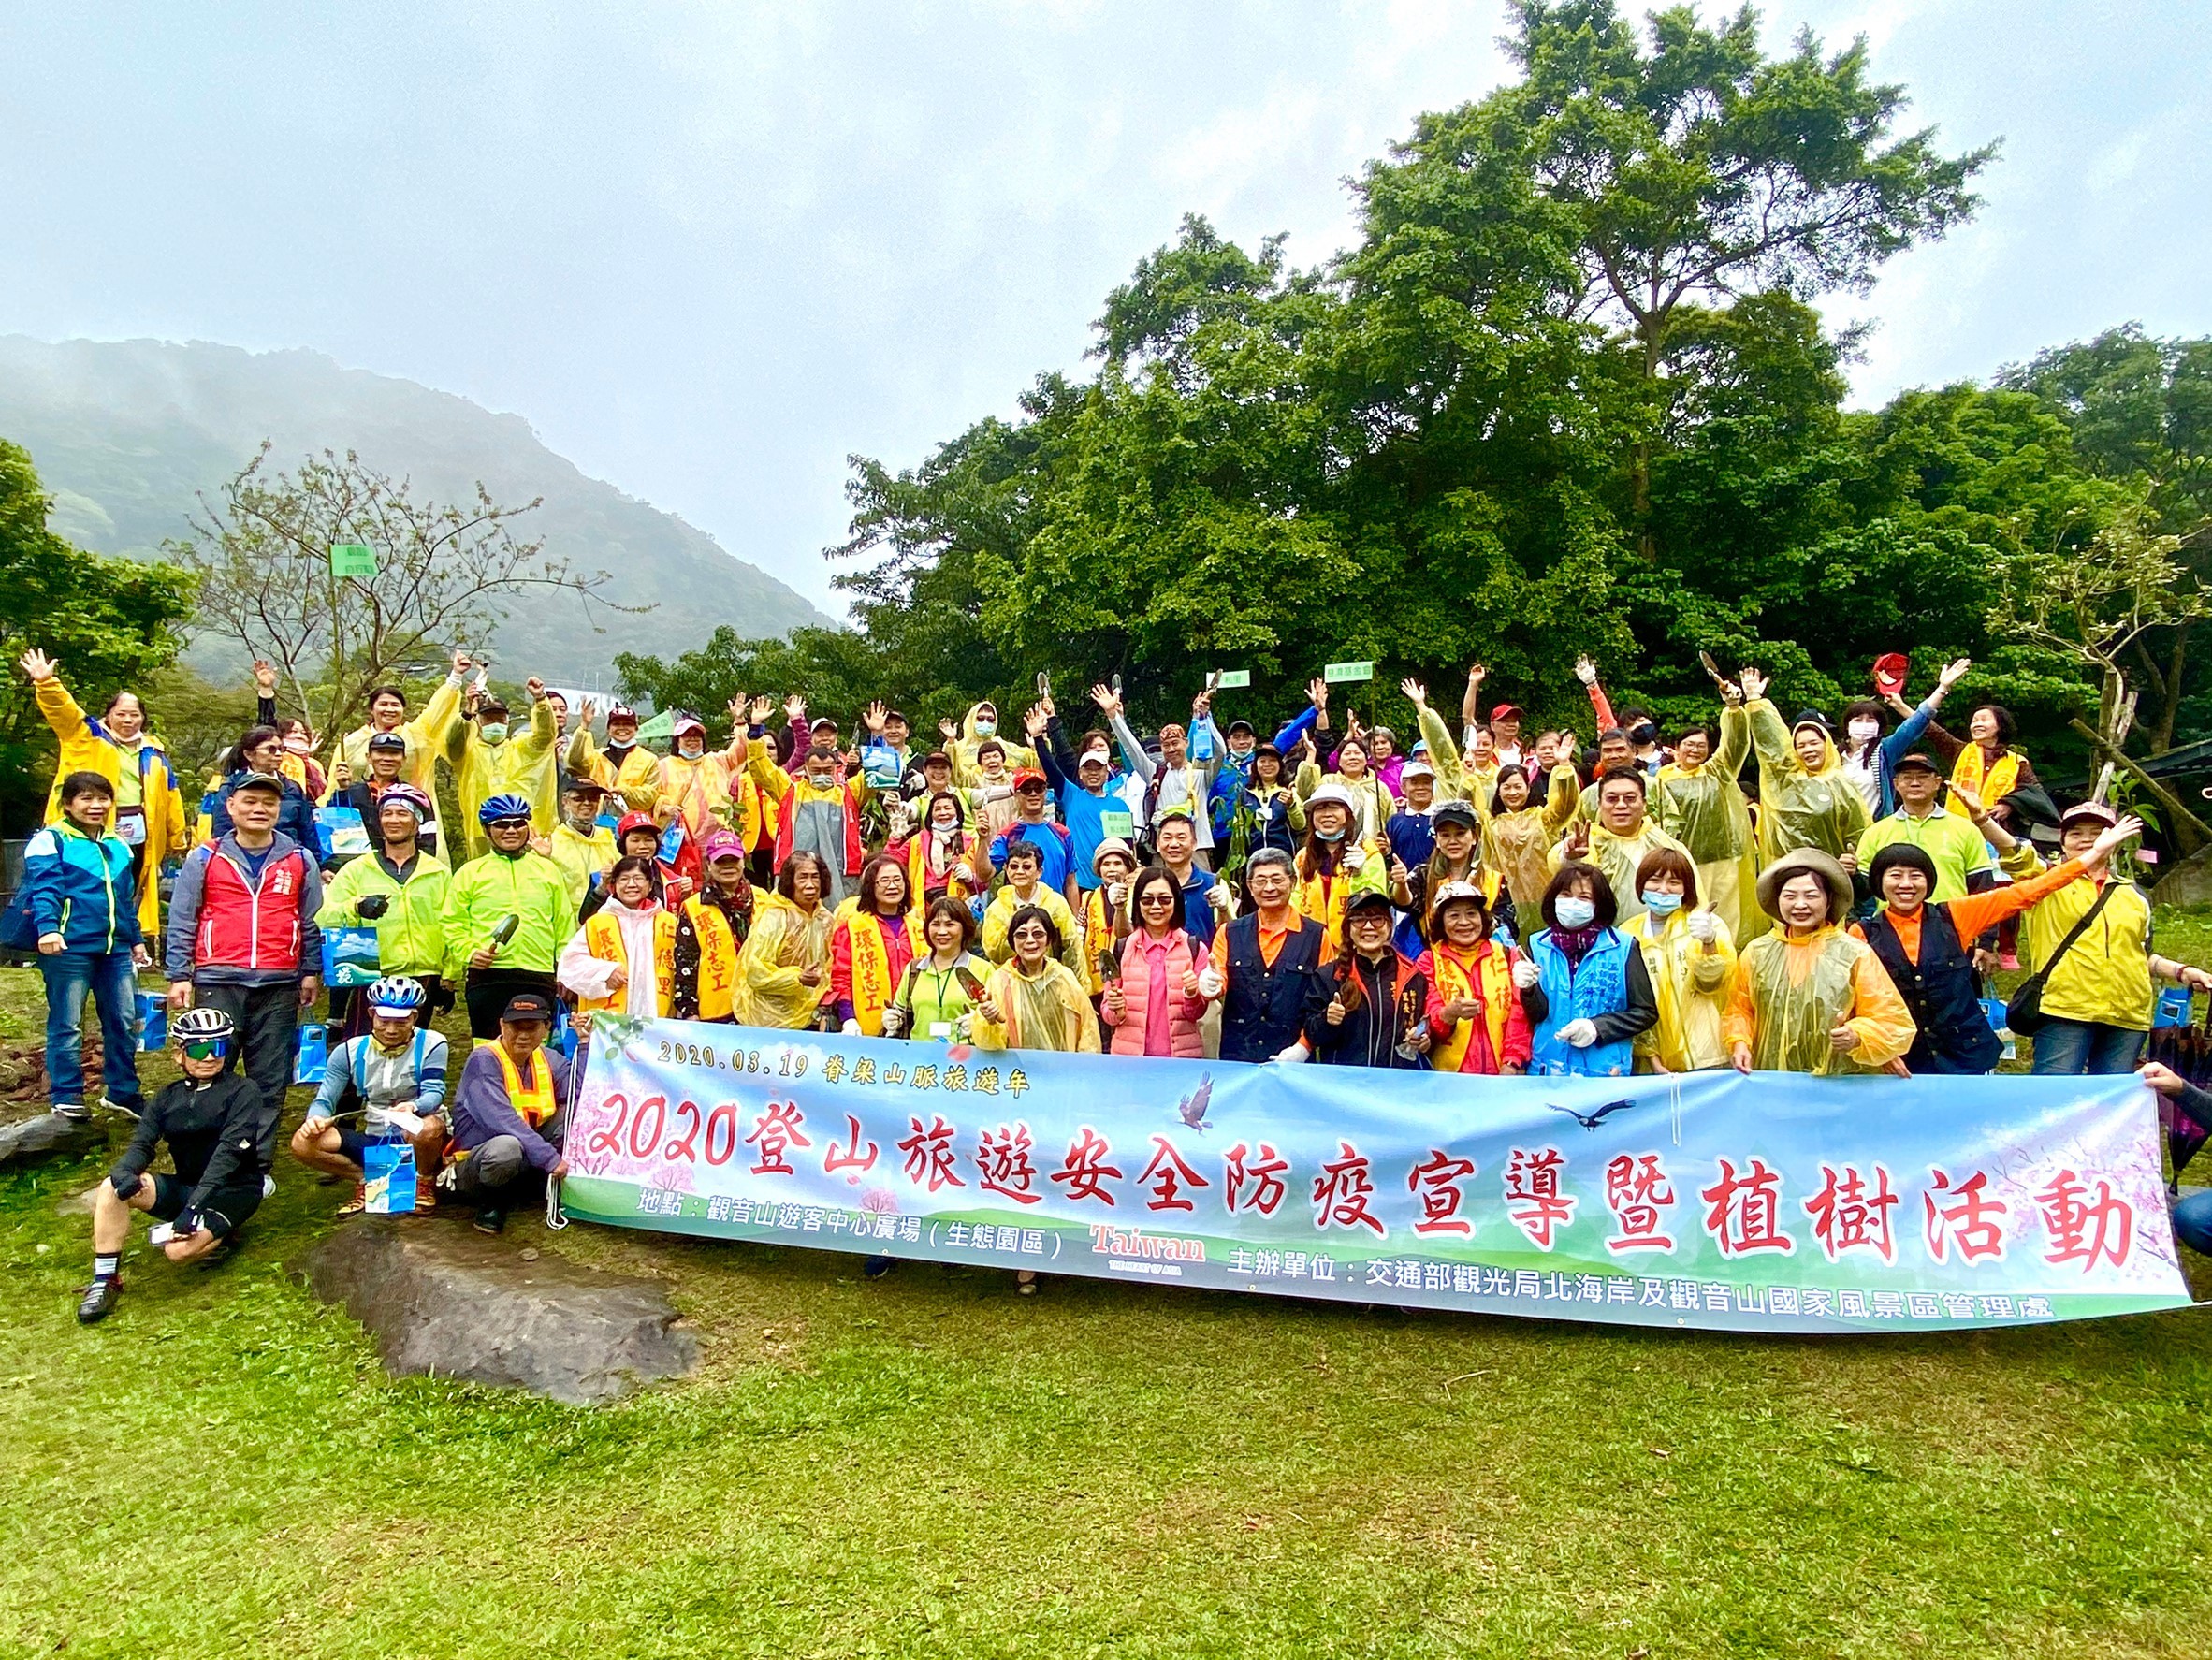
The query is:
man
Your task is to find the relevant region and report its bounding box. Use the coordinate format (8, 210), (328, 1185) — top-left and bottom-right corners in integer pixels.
(441, 676), (560, 857)
(314, 783), (447, 1025)
(440, 794), (571, 1040)
(544, 777), (618, 910)
(1205, 847), (1324, 1064)
(566, 702), (662, 816)
(753, 721), (868, 906)
(1566, 728), (1639, 824)
(290, 976), (450, 1212)
(324, 729), (424, 861)
(1386, 758), (1440, 875)
(331, 649), (467, 801)
(11, 771), (145, 1121)
(440, 989), (571, 1234)
(1098, 682), (1224, 862)
(991, 771), (1077, 904)
(1032, 699), (1128, 892)
(78, 1005), (277, 1323)
(1552, 767), (1690, 925)
(1853, 752), (1998, 905)
(165, 771), (323, 1112)
(980, 840), (1084, 971)
(858, 701), (923, 797)
(1153, 807), (1231, 949)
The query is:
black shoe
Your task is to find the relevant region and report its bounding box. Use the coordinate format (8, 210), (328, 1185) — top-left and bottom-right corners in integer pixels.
(863, 1255), (895, 1279)
(473, 1206), (506, 1235)
(77, 1276), (118, 1324)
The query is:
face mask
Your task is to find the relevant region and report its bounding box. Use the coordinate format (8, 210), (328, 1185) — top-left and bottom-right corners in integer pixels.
(1628, 722), (1658, 747)
(607, 736), (634, 753)
(975, 718), (997, 737)
(564, 809), (598, 834)
(1848, 718), (1880, 742)
(1317, 822), (1346, 843)
(284, 735), (313, 756)
(809, 774), (834, 791)
(1554, 896), (1596, 930)
(679, 742), (704, 760)
(1641, 889), (1683, 916)
(478, 722), (508, 745)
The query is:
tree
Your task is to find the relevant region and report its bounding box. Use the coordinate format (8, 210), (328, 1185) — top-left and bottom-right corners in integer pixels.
(169, 444), (634, 749)
(0, 438), (196, 827)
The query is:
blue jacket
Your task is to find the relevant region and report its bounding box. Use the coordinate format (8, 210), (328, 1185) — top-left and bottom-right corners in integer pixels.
(1037, 715), (1128, 890)
(1526, 926), (1655, 1078)
(14, 820), (142, 954)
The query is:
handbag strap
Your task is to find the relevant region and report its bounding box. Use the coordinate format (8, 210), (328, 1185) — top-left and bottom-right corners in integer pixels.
(2030, 878), (2121, 987)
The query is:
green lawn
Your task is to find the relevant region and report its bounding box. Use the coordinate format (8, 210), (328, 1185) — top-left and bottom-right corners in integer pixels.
(3, 963), (2209, 1659)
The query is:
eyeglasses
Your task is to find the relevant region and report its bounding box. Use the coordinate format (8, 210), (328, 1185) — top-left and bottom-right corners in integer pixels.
(180, 1039), (229, 1061)
(1139, 892), (1176, 906)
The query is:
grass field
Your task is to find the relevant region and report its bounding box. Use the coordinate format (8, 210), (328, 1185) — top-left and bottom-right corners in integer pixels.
(3, 960), (2209, 1659)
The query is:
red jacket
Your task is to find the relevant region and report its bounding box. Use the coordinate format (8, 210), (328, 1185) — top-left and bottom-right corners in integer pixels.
(191, 842), (313, 974)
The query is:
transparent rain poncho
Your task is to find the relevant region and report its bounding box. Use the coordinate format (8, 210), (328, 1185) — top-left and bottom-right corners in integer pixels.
(1745, 700), (1872, 866)
(1653, 703), (1761, 941)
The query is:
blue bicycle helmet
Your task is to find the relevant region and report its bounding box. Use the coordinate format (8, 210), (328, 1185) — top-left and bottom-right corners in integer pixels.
(478, 793), (532, 825)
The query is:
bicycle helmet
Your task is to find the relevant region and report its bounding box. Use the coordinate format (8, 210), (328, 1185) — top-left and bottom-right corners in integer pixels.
(478, 792), (532, 825)
(170, 1006), (238, 1042)
(365, 976), (428, 1015)
(378, 783), (433, 819)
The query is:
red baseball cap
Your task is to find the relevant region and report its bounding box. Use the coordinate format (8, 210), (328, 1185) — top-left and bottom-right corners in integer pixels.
(1013, 769), (1048, 789)
(1871, 653), (1910, 697)
(1490, 703), (1523, 723)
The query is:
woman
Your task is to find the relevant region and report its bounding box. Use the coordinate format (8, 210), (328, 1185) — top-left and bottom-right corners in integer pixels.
(1740, 669), (1870, 866)
(1415, 882), (1534, 1075)
(558, 854), (739, 1025)
(1080, 837), (1140, 1000)
(971, 907), (1101, 1054)
(1394, 800), (1506, 955)
(1218, 743), (1303, 882)
(896, 790), (988, 910)
(205, 723), (319, 852)
(1926, 700), (2039, 825)
(829, 854), (919, 1037)
(1483, 761), (1580, 921)
(882, 898), (991, 1041)
(734, 852), (835, 1029)
(1101, 868), (1209, 1058)
(1295, 782), (1384, 962)
(1621, 849), (1736, 1073)
(2137, 1062), (2212, 1258)
(1522, 863), (1658, 1078)
(1306, 889), (1430, 1068)
(695, 829), (757, 950)
(1651, 700), (1758, 945)
(248, 660), (329, 800)
(1296, 729), (1393, 842)
(1725, 849), (1914, 1075)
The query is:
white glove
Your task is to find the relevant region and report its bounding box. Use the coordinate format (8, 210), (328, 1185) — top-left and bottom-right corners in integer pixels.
(1557, 1018), (1598, 1049)
(1511, 956), (1541, 989)
(1196, 966), (1223, 999)
(840, 1018), (862, 1036)
(1206, 881), (1231, 911)
(1687, 910), (1718, 943)
(1343, 845), (1366, 871)
(1271, 1041), (1309, 1065)
(880, 1006), (907, 1037)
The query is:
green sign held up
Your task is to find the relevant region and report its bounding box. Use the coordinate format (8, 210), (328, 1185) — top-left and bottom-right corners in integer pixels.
(1214, 669), (1252, 690)
(329, 542), (376, 579)
(1323, 660), (1375, 684)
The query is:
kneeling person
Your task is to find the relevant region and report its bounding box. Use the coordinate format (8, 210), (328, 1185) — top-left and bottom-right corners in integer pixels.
(440, 990), (571, 1234)
(291, 977), (451, 1214)
(80, 1007), (276, 1324)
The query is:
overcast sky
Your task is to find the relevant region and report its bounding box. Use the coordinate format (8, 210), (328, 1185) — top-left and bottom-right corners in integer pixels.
(6, 1), (2207, 619)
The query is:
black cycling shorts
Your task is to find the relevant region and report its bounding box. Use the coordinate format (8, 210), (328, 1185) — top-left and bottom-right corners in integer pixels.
(144, 1172), (264, 1238)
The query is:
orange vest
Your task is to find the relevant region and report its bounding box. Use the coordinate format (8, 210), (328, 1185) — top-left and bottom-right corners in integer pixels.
(494, 1045), (556, 1128)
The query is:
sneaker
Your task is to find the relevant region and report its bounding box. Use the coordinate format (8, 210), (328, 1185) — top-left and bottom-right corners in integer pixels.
(197, 1230), (242, 1269)
(336, 1182), (369, 1217)
(52, 1103), (93, 1123)
(77, 1276), (118, 1324)
(863, 1255), (895, 1280)
(473, 1206), (506, 1235)
(98, 1096), (143, 1121)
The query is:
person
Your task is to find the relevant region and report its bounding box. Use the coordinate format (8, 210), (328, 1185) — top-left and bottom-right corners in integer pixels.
(2016, 801), (2212, 1075)
(753, 714), (869, 906)
(970, 906), (1102, 1054)
(1925, 695), (2041, 829)
(1152, 808), (1232, 949)
(1574, 657), (1666, 779)
(1385, 759), (1440, 877)
(78, 1006), (277, 1324)
(981, 839), (1084, 971)
(1305, 888), (1431, 1069)
(1621, 849), (1736, 1073)
(829, 855), (920, 1037)
(1725, 849), (1915, 1076)
(1100, 868), (1209, 1058)
(1206, 848), (1327, 1064)
(582, 809), (694, 916)
(957, 735), (1024, 839)
(1484, 759), (1580, 919)
(895, 790), (989, 911)
(289, 978), (450, 1214)
(947, 700), (1041, 786)
(2136, 1062), (2212, 1258)
(1854, 753), (1999, 905)
(881, 898), (991, 1042)
(544, 777), (618, 910)
(330, 650), (468, 804)
(657, 708), (749, 852)
(1414, 882), (1534, 1075)
(19, 648), (189, 941)
(1214, 740), (1302, 883)
(323, 730), (433, 860)
(565, 700), (662, 816)
(1563, 726), (1640, 828)
(204, 723), (319, 854)
(557, 854), (740, 1025)
(1741, 668), (1871, 866)
(734, 852), (836, 1029)
(1853, 809), (2137, 1074)
(440, 677), (560, 857)
(1293, 680), (1393, 841)
(439, 989), (571, 1234)
(1295, 782), (1385, 962)
(440, 794), (570, 1040)
(1551, 766), (1691, 926)
(1032, 700), (1127, 892)
(1651, 694), (1758, 944)
(13, 772), (145, 1120)
(313, 782), (447, 1041)
(1395, 798), (1500, 956)
(1096, 682), (1224, 863)
(856, 700), (924, 799)
(164, 771), (323, 1111)
(1847, 654), (1972, 817)
(1353, 718), (1406, 799)
(248, 660), (328, 802)
(1080, 838), (1140, 1002)
(1521, 863), (1657, 1078)
(695, 829), (758, 953)
(990, 771), (1078, 904)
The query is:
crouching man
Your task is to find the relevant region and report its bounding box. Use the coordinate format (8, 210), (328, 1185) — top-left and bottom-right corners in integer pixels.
(438, 989), (570, 1234)
(80, 1006), (276, 1325)
(290, 976), (451, 1215)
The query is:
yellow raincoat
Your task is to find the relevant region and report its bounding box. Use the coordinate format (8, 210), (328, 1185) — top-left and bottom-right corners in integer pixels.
(981, 882), (1084, 972)
(564, 728), (662, 816)
(1652, 704), (1760, 941)
(331, 673), (465, 800)
(1414, 706), (1490, 805)
(1744, 699), (1871, 866)
(1549, 818), (1690, 925)
(949, 704), (1040, 785)
(1624, 907), (1736, 1071)
(544, 822), (617, 911)
(732, 892), (834, 1029)
(970, 958), (1101, 1054)
(34, 675), (188, 939)
(1724, 925), (1914, 1074)
(1485, 763), (1581, 913)
(439, 693), (560, 858)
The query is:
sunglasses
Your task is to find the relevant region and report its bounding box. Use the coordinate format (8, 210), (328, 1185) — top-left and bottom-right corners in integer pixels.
(489, 817), (532, 831)
(180, 1039), (229, 1061)
(1139, 891), (1176, 905)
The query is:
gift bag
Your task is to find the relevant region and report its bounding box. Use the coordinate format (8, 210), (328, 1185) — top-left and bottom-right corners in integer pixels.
(292, 1022), (328, 1085)
(2154, 986), (2194, 1029)
(321, 925), (383, 987)
(1979, 997), (2016, 1064)
(313, 805), (370, 863)
(362, 1142), (417, 1214)
(136, 991), (168, 1053)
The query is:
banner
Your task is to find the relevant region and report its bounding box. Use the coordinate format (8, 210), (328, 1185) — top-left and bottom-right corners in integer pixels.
(558, 1018), (2193, 1334)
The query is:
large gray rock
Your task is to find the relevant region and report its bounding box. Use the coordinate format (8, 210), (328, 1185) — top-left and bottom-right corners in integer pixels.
(2155, 845), (2212, 910)
(0, 1111), (105, 1170)
(303, 1219), (698, 1405)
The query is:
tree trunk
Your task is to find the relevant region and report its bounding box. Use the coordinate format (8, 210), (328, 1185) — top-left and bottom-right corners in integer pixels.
(2071, 717), (2211, 854)
(2157, 622), (2191, 753)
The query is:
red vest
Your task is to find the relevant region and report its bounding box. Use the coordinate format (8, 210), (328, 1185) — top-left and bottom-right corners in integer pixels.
(195, 843), (310, 973)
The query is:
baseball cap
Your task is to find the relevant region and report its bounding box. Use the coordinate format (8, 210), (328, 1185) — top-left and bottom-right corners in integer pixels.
(1432, 799), (1478, 830)
(1227, 719), (1256, 737)
(501, 991), (555, 1024)
(1871, 653), (1911, 697)
(606, 704), (640, 724)
(1490, 703), (1522, 723)
(1892, 752), (1942, 776)
(671, 714), (705, 738)
(810, 716), (839, 733)
(1402, 758), (1435, 780)
(2059, 800), (2118, 830)
(1014, 769), (1048, 790)
(924, 750), (953, 768)
(701, 829), (745, 864)
(230, 771), (284, 798)
(1345, 886), (1393, 915)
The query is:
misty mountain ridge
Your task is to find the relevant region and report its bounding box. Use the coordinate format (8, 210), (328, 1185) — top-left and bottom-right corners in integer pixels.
(0, 335), (834, 688)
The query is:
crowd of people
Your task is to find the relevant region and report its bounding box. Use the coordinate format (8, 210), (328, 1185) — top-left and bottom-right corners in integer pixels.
(10, 642), (2209, 1322)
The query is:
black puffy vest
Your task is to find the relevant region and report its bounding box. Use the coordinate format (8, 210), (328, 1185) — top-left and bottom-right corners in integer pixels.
(1863, 903), (2001, 1075)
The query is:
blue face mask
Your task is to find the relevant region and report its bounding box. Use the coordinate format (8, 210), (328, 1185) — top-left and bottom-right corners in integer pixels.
(1641, 889), (1683, 916)
(1554, 896), (1596, 930)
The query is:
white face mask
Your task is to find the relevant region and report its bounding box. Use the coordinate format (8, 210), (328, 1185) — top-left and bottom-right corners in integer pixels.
(1640, 889), (1683, 915)
(1554, 896), (1596, 930)
(679, 741), (704, 760)
(1848, 718), (1880, 742)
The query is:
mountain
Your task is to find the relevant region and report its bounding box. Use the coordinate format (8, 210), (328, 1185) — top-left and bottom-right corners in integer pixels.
(0, 335), (836, 686)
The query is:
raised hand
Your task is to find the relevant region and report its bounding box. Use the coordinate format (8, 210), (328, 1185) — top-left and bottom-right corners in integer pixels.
(1574, 655), (1598, 686)
(1307, 676), (1328, 709)
(450, 649), (473, 678)
(18, 648), (56, 682)
(938, 716), (959, 741)
(526, 676), (546, 701)
(749, 695), (775, 725)
(1564, 820), (1591, 861)
(1949, 781), (1987, 819)
(865, 700), (888, 735)
(783, 692), (807, 721)
(2086, 816), (2145, 866)
(1023, 704), (1048, 740)
(1400, 677), (1428, 708)
(1739, 666), (1769, 702)
(1466, 663), (1486, 687)
(726, 697), (747, 726)
(1089, 683), (1122, 719)
(252, 659), (279, 695)
(1938, 657), (1972, 692)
